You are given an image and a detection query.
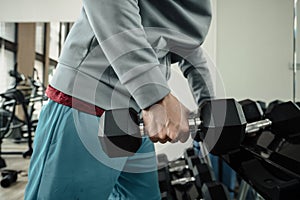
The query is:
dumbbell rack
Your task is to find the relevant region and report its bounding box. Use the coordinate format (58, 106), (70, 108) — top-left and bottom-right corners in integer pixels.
(223, 99), (300, 200)
(156, 146), (231, 200)
(220, 128), (300, 200)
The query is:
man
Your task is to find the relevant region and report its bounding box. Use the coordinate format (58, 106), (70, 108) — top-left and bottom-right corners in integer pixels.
(25, 0), (214, 199)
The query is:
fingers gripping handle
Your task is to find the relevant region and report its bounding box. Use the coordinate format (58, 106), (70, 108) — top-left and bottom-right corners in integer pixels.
(99, 108), (201, 157)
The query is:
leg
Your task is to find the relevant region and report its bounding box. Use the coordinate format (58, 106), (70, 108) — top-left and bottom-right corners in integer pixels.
(25, 100), (127, 200)
(109, 137), (161, 200)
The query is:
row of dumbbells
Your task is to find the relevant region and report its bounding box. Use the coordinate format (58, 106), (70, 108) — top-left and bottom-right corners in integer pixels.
(156, 98), (300, 200)
(256, 99), (300, 115)
(98, 97), (300, 157)
(238, 98), (300, 138)
(198, 98), (300, 155)
(156, 148), (231, 200)
(241, 99), (300, 123)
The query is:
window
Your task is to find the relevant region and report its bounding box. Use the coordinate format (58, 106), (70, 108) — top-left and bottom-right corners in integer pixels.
(49, 22), (60, 60)
(34, 60), (44, 84)
(0, 23), (16, 42)
(0, 22), (17, 93)
(0, 48), (16, 92)
(35, 23), (45, 55)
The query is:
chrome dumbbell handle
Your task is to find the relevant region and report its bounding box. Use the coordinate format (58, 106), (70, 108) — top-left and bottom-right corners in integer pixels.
(169, 165), (189, 173)
(245, 119), (272, 133)
(171, 177), (196, 186)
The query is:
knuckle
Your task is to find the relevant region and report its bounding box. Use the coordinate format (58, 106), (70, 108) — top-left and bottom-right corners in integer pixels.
(150, 137), (158, 143)
(159, 139), (167, 144)
(168, 131), (178, 140)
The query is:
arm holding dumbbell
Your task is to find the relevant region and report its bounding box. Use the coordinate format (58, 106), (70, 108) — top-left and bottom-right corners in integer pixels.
(134, 47), (215, 145)
(143, 47), (215, 144)
(83, 0), (194, 145)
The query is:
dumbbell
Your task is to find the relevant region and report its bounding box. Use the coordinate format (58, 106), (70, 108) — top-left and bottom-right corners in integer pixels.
(169, 159), (203, 199)
(266, 100), (284, 114)
(169, 146), (214, 184)
(201, 181), (231, 200)
(197, 99), (300, 155)
(170, 158), (215, 187)
(166, 147), (212, 183)
(171, 164), (231, 200)
(247, 100), (300, 135)
(98, 107), (202, 157)
(238, 99), (264, 123)
(156, 154), (176, 200)
(171, 173), (230, 200)
(168, 153), (230, 200)
(157, 153), (187, 180)
(241, 99), (300, 137)
(157, 148), (197, 174)
(97, 99), (255, 157)
(98, 98), (300, 157)
(156, 150), (203, 200)
(98, 99), (241, 157)
(163, 148), (198, 179)
(157, 146), (231, 200)
(1, 170), (18, 188)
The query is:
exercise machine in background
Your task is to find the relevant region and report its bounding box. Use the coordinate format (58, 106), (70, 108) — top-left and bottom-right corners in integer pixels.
(0, 65), (47, 187)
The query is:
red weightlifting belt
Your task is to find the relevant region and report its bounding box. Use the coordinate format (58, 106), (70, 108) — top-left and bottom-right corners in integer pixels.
(46, 85), (105, 117)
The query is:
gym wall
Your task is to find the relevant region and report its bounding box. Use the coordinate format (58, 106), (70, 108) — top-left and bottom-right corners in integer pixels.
(216, 0), (300, 103)
(0, 0), (82, 22)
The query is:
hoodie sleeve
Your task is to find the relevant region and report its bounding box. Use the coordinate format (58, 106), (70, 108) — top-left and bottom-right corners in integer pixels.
(82, 0), (170, 109)
(178, 47), (216, 106)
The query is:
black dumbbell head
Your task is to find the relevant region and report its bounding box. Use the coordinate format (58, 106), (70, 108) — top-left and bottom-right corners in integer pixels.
(98, 108), (142, 157)
(186, 155), (201, 170)
(201, 181), (230, 200)
(265, 101), (300, 136)
(199, 99), (247, 155)
(239, 99), (263, 123)
(157, 153), (169, 164)
(257, 100), (267, 112)
(1, 170), (18, 188)
(193, 163), (215, 188)
(158, 166), (171, 192)
(183, 147), (196, 159)
(266, 100), (284, 114)
(157, 153), (169, 168)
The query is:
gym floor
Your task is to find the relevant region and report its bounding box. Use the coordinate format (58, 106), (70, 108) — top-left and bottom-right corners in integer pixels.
(0, 139), (30, 200)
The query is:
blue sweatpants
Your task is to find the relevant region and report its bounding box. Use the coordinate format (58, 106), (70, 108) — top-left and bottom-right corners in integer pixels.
(25, 100), (161, 200)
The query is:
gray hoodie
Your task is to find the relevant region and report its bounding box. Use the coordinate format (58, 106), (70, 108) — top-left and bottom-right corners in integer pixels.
(50, 0), (214, 112)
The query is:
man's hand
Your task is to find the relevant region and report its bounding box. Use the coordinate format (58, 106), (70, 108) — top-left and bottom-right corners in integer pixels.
(142, 93), (190, 143)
